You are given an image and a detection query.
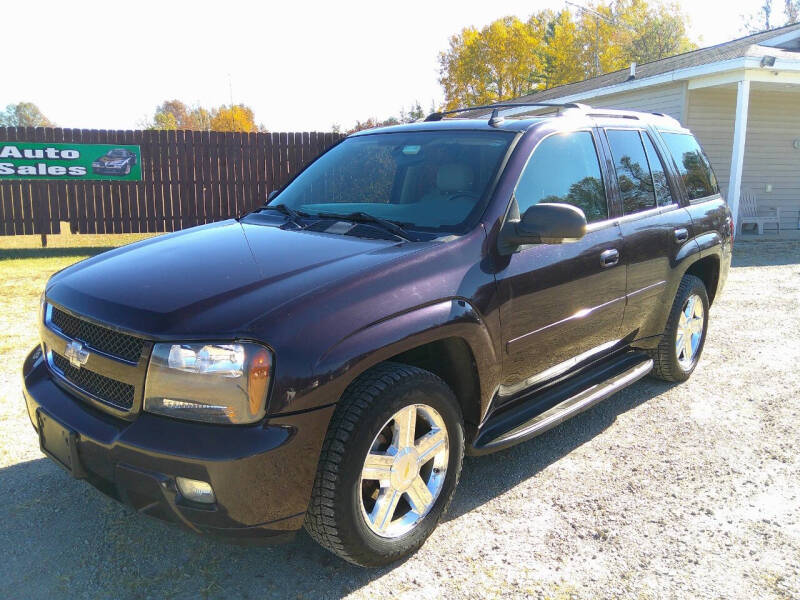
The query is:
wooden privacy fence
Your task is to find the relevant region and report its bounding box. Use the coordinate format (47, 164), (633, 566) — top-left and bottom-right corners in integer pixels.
(0, 127), (342, 243)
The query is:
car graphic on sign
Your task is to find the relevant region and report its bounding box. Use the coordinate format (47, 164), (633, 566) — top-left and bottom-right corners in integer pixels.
(91, 148), (138, 175)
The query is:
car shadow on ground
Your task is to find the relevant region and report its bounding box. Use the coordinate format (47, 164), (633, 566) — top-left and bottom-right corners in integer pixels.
(445, 376), (674, 521)
(0, 376), (674, 599)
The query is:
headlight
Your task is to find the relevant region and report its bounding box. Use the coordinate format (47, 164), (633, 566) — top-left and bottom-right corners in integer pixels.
(144, 342), (272, 424)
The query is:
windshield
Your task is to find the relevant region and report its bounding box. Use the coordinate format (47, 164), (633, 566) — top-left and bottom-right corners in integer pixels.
(272, 130), (515, 233)
(108, 149), (127, 157)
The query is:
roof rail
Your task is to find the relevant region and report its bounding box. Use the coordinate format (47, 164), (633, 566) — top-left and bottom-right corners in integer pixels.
(424, 102), (590, 124)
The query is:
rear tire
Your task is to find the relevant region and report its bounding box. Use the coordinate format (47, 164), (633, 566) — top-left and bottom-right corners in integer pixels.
(648, 274), (709, 382)
(304, 362), (464, 567)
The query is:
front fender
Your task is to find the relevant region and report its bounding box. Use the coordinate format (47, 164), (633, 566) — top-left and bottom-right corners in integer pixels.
(311, 299), (500, 417)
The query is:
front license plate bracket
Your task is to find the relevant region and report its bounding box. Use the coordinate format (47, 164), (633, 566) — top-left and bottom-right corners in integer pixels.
(37, 409), (87, 479)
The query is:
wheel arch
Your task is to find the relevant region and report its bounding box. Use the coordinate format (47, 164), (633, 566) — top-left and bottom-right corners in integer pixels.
(387, 337), (481, 431)
(684, 254), (721, 305)
(313, 299), (499, 432)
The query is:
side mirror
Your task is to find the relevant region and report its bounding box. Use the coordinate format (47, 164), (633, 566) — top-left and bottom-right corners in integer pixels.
(267, 190), (279, 202)
(499, 203), (587, 253)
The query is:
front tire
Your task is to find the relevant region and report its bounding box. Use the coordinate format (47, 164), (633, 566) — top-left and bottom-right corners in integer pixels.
(648, 274), (709, 382)
(304, 362), (464, 567)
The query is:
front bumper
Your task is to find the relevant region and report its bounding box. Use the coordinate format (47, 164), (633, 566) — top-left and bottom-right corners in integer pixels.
(22, 346), (334, 541)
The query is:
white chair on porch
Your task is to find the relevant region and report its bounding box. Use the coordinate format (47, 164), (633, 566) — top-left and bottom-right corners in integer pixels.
(739, 193), (780, 235)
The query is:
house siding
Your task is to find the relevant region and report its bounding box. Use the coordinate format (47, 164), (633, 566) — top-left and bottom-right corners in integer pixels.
(685, 87), (736, 199)
(582, 82), (687, 122)
(740, 89), (800, 230)
(687, 86), (800, 230)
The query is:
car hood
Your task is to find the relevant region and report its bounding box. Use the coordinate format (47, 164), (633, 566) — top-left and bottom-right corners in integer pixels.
(46, 220), (416, 338)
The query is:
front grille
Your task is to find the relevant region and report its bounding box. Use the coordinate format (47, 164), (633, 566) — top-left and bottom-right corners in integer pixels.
(50, 307), (144, 363)
(52, 353), (135, 410)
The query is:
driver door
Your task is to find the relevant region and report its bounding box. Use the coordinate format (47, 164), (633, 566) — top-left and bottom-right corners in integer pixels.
(495, 129), (626, 400)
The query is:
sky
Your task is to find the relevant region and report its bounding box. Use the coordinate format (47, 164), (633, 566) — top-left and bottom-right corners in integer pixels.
(0, 0), (786, 132)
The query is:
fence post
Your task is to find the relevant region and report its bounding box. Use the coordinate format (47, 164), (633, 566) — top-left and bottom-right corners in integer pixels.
(32, 183), (48, 247)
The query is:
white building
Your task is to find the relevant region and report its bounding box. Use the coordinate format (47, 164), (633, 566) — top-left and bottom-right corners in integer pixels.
(506, 23), (800, 236)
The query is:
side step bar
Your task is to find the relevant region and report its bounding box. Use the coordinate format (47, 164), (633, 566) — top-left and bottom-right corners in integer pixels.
(473, 353), (653, 454)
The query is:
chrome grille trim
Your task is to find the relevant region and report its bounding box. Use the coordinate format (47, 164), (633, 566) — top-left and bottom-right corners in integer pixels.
(48, 350), (135, 410)
(46, 304), (145, 365)
(41, 302), (151, 419)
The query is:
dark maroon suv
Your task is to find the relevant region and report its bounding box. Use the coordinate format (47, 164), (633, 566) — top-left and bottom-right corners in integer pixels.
(22, 103), (732, 566)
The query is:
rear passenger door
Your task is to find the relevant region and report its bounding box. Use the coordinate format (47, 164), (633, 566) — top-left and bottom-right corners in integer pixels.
(600, 127), (692, 340)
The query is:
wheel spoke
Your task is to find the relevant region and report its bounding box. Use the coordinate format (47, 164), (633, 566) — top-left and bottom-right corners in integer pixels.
(406, 475), (434, 514)
(362, 453), (394, 481)
(690, 317), (703, 334)
(415, 429), (446, 464)
(685, 296), (695, 319)
(683, 330), (694, 360)
(370, 489), (401, 533)
(693, 299), (704, 320)
(675, 333), (685, 357)
(393, 405), (417, 450)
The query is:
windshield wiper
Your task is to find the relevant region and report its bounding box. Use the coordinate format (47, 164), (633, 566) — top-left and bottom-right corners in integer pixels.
(259, 203), (309, 226)
(315, 211), (418, 242)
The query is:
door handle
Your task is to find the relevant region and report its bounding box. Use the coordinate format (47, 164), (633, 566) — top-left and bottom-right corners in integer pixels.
(674, 228), (689, 243)
(600, 248), (619, 268)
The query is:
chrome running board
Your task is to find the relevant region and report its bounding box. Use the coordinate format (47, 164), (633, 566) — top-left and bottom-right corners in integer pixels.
(473, 353), (653, 453)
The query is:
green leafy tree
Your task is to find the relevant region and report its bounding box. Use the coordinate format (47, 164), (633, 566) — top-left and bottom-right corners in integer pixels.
(0, 102), (55, 127)
(615, 0), (697, 65)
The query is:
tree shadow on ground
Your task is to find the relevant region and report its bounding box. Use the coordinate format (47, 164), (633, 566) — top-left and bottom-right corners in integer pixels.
(0, 376), (674, 600)
(732, 241), (800, 268)
(0, 247), (115, 260)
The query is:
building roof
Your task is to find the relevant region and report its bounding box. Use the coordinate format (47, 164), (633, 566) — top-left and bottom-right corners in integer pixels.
(513, 22), (800, 104)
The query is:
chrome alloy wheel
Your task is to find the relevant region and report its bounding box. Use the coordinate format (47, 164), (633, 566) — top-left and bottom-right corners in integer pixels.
(676, 293), (705, 370)
(360, 404), (449, 538)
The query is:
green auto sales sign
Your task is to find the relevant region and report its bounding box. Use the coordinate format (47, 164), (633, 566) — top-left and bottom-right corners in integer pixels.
(0, 142), (142, 181)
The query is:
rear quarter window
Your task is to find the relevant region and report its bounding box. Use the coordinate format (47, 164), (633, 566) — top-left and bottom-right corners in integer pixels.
(660, 132), (719, 201)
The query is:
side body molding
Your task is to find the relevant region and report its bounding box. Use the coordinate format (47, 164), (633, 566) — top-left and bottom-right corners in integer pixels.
(314, 299), (501, 422)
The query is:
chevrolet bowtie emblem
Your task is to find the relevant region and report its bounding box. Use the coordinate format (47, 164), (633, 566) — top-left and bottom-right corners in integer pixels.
(64, 340), (90, 369)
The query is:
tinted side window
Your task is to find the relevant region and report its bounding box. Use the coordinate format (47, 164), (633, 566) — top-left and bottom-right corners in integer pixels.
(641, 133), (674, 206)
(515, 131), (608, 223)
(660, 132), (719, 200)
(606, 129), (656, 214)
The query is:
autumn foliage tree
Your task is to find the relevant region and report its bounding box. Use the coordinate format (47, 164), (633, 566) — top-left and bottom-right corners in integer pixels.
(0, 102), (55, 127)
(210, 104), (258, 133)
(439, 0), (696, 110)
(345, 101), (429, 134)
(145, 100), (261, 132)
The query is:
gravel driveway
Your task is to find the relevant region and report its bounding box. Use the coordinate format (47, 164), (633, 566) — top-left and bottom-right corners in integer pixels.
(1, 241), (798, 600)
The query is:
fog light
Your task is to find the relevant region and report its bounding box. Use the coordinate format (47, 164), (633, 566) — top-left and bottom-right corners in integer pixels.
(176, 477), (216, 504)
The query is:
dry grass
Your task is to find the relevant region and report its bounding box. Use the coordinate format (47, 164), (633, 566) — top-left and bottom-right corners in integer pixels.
(0, 233), (158, 464)
(0, 233), (157, 357)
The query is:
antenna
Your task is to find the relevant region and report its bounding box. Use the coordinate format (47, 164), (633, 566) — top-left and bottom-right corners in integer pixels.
(565, 1), (637, 78)
(228, 73), (234, 130)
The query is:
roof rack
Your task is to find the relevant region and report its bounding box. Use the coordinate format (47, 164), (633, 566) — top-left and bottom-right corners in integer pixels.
(424, 102), (590, 126)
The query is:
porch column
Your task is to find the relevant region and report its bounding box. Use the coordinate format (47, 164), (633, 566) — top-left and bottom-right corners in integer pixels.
(728, 78), (750, 232)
